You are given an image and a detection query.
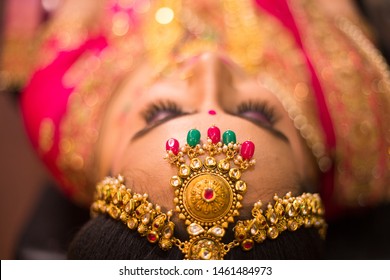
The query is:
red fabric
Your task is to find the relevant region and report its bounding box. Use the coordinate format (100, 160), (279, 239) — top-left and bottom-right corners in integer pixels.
(20, 35), (108, 196)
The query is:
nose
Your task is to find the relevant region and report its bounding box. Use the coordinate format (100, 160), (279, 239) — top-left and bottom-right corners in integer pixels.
(184, 52), (237, 112)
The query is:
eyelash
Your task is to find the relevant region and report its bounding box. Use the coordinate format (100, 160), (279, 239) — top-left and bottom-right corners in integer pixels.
(236, 101), (276, 125)
(142, 100), (276, 126)
(142, 101), (183, 124)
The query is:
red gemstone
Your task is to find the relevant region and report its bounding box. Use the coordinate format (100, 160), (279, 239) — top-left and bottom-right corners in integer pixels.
(240, 140), (255, 160)
(243, 240), (254, 250)
(203, 188), (215, 201)
(147, 233), (157, 242)
(207, 126), (221, 144)
(166, 138), (179, 155)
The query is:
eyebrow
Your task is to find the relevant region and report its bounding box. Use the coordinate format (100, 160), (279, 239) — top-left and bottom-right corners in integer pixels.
(130, 113), (289, 144)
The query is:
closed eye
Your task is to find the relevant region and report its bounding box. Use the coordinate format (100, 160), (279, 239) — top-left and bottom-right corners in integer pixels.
(132, 100), (192, 141)
(237, 101), (276, 127)
(233, 101), (288, 142)
(142, 100), (184, 126)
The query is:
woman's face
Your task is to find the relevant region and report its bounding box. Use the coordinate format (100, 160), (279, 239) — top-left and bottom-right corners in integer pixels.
(98, 52), (318, 214)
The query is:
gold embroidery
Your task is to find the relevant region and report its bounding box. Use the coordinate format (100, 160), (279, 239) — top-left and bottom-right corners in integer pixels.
(39, 118), (55, 154)
(291, 0), (390, 207)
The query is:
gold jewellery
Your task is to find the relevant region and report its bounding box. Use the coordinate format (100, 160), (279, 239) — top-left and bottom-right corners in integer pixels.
(91, 126), (327, 259)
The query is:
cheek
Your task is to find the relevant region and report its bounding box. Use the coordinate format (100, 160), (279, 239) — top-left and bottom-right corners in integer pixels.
(277, 115), (318, 187)
(118, 141), (177, 209)
(114, 126), (190, 210)
(243, 141), (300, 207)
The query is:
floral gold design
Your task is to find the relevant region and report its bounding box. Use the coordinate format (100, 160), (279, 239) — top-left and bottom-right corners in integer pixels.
(181, 172), (235, 225)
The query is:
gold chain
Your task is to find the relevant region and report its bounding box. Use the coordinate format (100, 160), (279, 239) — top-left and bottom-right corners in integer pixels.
(91, 175), (327, 259)
(336, 16), (390, 93)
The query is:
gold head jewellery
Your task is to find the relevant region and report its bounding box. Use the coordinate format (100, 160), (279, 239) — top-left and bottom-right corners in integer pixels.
(91, 126), (327, 259)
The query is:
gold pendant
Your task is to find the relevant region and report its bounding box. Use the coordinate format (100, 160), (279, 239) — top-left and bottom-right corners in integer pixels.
(165, 126), (255, 259)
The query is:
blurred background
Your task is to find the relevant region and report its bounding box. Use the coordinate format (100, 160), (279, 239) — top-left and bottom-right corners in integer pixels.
(0, 0), (62, 260)
(1, 0), (390, 260)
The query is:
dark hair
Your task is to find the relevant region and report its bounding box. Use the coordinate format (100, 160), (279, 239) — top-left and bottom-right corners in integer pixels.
(68, 214), (324, 260)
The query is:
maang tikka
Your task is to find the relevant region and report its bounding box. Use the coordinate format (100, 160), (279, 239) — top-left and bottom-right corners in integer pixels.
(164, 126), (256, 259)
(91, 125), (326, 260)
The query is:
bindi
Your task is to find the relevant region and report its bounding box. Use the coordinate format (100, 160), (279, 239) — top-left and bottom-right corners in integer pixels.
(208, 110), (217, 115)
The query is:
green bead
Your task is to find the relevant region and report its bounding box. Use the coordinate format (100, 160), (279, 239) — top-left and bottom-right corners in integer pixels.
(223, 130), (236, 145)
(187, 129), (201, 147)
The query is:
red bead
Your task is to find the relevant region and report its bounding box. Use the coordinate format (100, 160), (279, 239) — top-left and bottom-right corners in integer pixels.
(240, 141), (255, 160)
(166, 138), (179, 155)
(207, 126), (221, 144)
